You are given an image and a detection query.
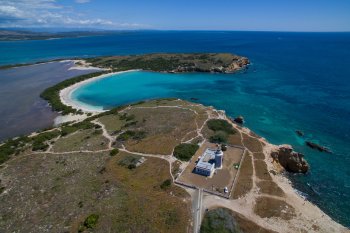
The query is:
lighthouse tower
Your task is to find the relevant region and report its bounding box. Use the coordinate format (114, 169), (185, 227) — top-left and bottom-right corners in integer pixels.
(214, 147), (223, 168)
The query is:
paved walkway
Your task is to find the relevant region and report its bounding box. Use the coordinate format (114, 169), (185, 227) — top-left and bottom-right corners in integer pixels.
(193, 188), (203, 233)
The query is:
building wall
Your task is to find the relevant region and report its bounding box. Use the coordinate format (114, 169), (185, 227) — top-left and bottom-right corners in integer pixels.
(195, 167), (211, 176)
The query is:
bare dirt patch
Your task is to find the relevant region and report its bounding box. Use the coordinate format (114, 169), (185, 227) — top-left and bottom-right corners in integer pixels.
(254, 196), (296, 220)
(254, 159), (272, 181)
(242, 133), (263, 152)
(231, 210), (278, 233)
(257, 180), (285, 197)
(253, 152), (265, 160)
(231, 152), (253, 199)
(228, 133), (243, 146)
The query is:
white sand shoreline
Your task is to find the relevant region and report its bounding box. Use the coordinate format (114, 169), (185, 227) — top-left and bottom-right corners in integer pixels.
(59, 69), (141, 114)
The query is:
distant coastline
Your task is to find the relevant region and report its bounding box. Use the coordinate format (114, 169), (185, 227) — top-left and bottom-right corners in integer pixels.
(0, 29), (117, 41)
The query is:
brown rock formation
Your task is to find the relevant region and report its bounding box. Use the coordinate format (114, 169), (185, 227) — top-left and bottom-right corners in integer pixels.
(271, 145), (309, 173)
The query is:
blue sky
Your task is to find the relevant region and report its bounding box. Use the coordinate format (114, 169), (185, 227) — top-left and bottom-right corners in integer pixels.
(0, 0), (349, 31)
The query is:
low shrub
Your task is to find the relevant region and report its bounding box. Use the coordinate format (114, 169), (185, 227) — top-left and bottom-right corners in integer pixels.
(0, 136), (31, 164)
(209, 131), (228, 144)
(117, 130), (146, 141)
(109, 148), (119, 156)
(173, 143), (199, 161)
(207, 119), (236, 134)
(78, 213), (99, 232)
(31, 130), (61, 151)
(160, 179), (172, 190)
(221, 144), (228, 151)
(60, 121), (96, 137)
(119, 113), (135, 121)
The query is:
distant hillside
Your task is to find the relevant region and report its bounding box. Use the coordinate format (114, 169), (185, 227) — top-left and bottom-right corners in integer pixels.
(86, 53), (250, 73)
(0, 29), (114, 41)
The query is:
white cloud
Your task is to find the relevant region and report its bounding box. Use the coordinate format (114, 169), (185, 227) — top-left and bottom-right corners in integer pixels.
(0, 0), (146, 29)
(75, 0), (90, 3)
(0, 5), (25, 18)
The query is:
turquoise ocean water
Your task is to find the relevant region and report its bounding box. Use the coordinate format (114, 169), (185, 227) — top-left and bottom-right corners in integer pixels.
(1, 31), (349, 226)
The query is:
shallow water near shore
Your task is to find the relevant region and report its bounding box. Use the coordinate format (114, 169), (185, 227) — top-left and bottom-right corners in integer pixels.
(1, 31), (350, 227)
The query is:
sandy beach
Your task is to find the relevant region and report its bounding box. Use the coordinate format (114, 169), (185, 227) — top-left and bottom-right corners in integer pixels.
(59, 69), (140, 114)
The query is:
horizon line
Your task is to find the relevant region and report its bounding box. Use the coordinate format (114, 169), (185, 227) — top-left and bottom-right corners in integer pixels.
(1, 27), (350, 33)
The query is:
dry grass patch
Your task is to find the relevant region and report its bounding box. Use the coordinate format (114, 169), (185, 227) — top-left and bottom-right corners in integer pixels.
(201, 207), (277, 233)
(242, 134), (263, 152)
(98, 114), (125, 134)
(231, 210), (278, 233)
(0, 152), (124, 233)
(201, 124), (214, 139)
(0, 150), (192, 232)
(257, 180), (285, 197)
(254, 196), (296, 220)
(51, 129), (109, 152)
(182, 130), (199, 142)
(253, 152), (265, 160)
(254, 160), (272, 181)
(232, 152), (253, 199)
(131, 98), (183, 107)
(123, 107), (198, 155)
(228, 133), (243, 146)
(125, 134), (177, 155)
(106, 152), (191, 232)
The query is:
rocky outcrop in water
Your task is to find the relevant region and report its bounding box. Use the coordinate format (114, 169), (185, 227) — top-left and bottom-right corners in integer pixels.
(233, 116), (244, 124)
(295, 130), (304, 137)
(271, 145), (309, 173)
(305, 141), (332, 153)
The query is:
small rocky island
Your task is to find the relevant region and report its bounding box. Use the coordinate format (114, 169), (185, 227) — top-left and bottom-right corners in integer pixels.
(306, 141), (332, 153)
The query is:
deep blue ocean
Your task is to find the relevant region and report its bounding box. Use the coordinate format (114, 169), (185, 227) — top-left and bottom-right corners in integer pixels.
(1, 31), (349, 227)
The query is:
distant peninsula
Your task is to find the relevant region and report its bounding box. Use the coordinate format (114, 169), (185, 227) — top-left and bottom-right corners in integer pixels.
(86, 53), (249, 73)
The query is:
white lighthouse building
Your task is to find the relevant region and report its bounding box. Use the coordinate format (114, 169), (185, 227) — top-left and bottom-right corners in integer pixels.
(214, 148), (223, 169)
(195, 146), (224, 177)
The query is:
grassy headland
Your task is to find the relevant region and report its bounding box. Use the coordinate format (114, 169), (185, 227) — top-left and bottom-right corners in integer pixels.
(86, 53), (249, 73)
